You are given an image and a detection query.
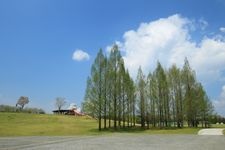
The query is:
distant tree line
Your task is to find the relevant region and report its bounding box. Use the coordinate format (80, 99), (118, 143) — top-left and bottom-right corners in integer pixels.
(0, 105), (45, 114)
(210, 114), (225, 124)
(82, 45), (214, 131)
(0, 96), (45, 114)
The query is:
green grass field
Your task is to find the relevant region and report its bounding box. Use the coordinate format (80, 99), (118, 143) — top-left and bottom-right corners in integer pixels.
(0, 112), (99, 136)
(0, 113), (223, 136)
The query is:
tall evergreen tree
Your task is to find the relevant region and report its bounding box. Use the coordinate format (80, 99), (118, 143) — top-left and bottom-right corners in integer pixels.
(83, 49), (105, 131)
(125, 70), (136, 127)
(168, 64), (184, 127)
(109, 45), (122, 129)
(136, 67), (146, 128)
(148, 72), (158, 127)
(182, 58), (197, 127)
(118, 59), (126, 128)
(154, 62), (169, 127)
(103, 56), (108, 129)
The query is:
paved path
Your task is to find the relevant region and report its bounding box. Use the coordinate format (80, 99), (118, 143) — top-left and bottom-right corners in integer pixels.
(0, 134), (225, 150)
(198, 128), (224, 135)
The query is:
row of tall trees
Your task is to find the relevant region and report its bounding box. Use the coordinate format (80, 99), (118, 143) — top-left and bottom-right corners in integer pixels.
(82, 45), (213, 130)
(82, 45), (136, 130)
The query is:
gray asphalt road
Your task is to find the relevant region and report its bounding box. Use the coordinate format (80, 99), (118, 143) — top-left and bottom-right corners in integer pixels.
(0, 134), (225, 150)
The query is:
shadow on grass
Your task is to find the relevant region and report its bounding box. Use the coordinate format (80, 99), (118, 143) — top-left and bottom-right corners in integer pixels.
(88, 126), (187, 134)
(88, 125), (204, 135)
(89, 126), (145, 134)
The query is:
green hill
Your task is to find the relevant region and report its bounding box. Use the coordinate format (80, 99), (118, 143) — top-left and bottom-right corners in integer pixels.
(0, 113), (98, 136)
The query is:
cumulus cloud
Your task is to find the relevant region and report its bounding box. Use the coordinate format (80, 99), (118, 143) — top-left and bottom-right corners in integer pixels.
(220, 27), (225, 33)
(106, 14), (225, 84)
(72, 49), (90, 61)
(214, 85), (225, 116)
(106, 41), (124, 53)
(121, 14), (191, 76)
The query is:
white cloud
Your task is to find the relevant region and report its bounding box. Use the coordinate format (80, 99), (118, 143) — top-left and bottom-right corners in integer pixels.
(220, 27), (225, 33)
(214, 85), (225, 116)
(106, 14), (225, 85)
(72, 49), (90, 61)
(191, 37), (225, 82)
(106, 41), (123, 53)
(198, 18), (208, 30)
(122, 14), (191, 76)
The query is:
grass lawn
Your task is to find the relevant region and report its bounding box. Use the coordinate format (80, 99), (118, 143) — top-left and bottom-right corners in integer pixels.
(0, 112), (99, 136)
(0, 112), (215, 136)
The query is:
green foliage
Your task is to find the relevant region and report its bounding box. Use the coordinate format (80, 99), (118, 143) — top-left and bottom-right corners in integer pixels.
(82, 45), (214, 131)
(82, 46), (136, 130)
(0, 105), (17, 112)
(0, 105), (45, 114)
(136, 67), (146, 128)
(167, 65), (183, 127)
(22, 107), (45, 114)
(210, 114), (225, 124)
(211, 123), (225, 128)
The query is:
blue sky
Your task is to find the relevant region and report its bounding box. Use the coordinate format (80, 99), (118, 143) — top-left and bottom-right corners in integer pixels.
(0, 0), (225, 115)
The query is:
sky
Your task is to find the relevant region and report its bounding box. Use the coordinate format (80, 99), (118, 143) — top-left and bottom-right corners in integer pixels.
(0, 0), (225, 115)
